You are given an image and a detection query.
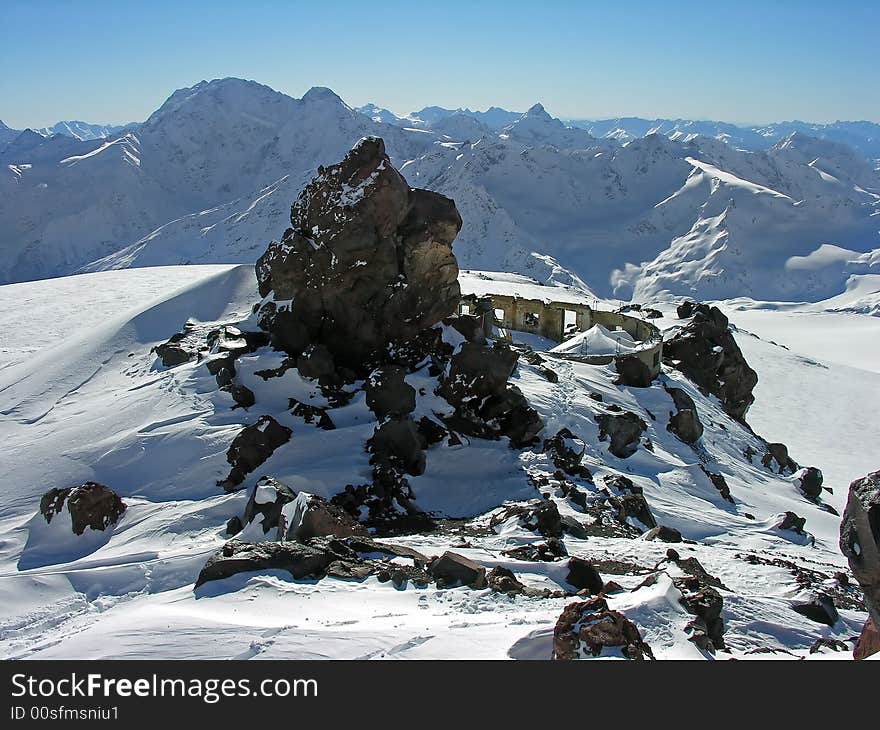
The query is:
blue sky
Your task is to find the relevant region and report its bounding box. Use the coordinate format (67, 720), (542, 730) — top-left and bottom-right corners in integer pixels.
(1, 0), (877, 128)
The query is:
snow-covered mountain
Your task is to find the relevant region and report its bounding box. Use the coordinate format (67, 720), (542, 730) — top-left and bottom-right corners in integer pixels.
(2, 79), (878, 305)
(35, 120), (135, 141)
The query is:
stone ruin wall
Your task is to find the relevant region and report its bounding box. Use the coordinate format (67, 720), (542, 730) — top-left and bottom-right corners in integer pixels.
(459, 293), (663, 377)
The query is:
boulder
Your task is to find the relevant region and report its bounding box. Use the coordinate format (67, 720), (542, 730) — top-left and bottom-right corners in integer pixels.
(553, 597), (654, 660)
(565, 557), (604, 594)
(493, 499), (564, 538)
(643, 525), (682, 543)
(503, 538), (568, 562)
(364, 366), (416, 419)
(243, 476), (297, 537)
(793, 466), (824, 500)
(295, 344), (336, 381)
(486, 566), (526, 595)
(776, 511), (806, 532)
(543, 428), (591, 479)
(666, 387), (703, 443)
(195, 540), (334, 588)
(368, 417), (426, 476)
(440, 341), (518, 404)
(429, 551), (487, 588)
(217, 415), (292, 491)
(596, 411), (647, 459)
(675, 576), (725, 652)
(791, 593), (839, 626)
(839, 469), (880, 627)
(255, 137), (461, 370)
(39, 482), (126, 536)
(662, 303), (757, 421)
(854, 617), (880, 660)
(762, 442), (799, 475)
(280, 492), (369, 543)
(614, 354), (654, 388)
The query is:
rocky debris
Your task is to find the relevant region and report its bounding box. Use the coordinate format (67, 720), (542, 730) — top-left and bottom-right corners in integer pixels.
(596, 411), (647, 459)
(154, 329), (196, 367)
(761, 442), (799, 475)
(415, 416), (448, 447)
(364, 366), (416, 419)
(677, 301), (697, 319)
(428, 551), (487, 588)
(614, 354), (654, 388)
(553, 597), (654, 660)
(503, 537), (568, 562)
(618, 303), (662, 319)
(854, 617), (880, 660)
(839, 470), (880, 627)
(565, 557), (604, 594)
(294, 343), (336, 381)
(439, 340), (543, 447)
(491, 499), (565, 538)
(792, 593), (839, 626)
(368, 417), (426, 476)
(793, 466), (824, 499)
(809, 638), (849, 654)
(289, 400), (335, 430)
(226, 516), (243, 536)
(673, 556), (728, 591)
(228, 383), (255, 409)
(603, 474), (657, 530)
(700, 466), (733, 502)
(195, 540), (334, 588)
(543, 428), (591, 479)
(255, 137), (461, 370)
(643, 525), (682, 543)
(663, 302), (757, 421)
(217, 416), (292, 491)
(39, 482), (126, 536)
(486, 565), (526, 594)
(202, 326), (270, 401)
(665, 387), (703, 444)
(445, 313), (487, 345)
(675, 576), (725, 652)
(776, 511), (807, 533)
(243, 477), (367, 542)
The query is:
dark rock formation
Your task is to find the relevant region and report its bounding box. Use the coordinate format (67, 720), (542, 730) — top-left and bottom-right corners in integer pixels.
(195, 540), (335, 587)
(553, 597), (654, 660)
(663, 303), (757, 421)
(700, 466), (733, 502)
(665, 387), (703, 444)
(762, 442), (799, 475)
(776, 511), (807, 532)
(793, 466), (824, 500)
(565, 557), (604, 594)
(614, 354), (654, 388)
(364, 366), (416, 419)
(792, 593), (839, 626)
(602, 474), (657, 530)
(543, 428), (591, 479)
(39, 482), (126, 536)
(429, 551), (487, 588)
(839, 470), (880, 627)
(643, 525), (682, 543)
(675, 576), (725, 652)
(154, 331), (195, 367)
(503, 537), (568, 562)
(368, 417), (426, 476)
(596, 411), (647, 458)
(492, 500), (564, 538)
(256, 137), (461, 370)
(486, 566), (526, 595)
(217, 415), (292, 491)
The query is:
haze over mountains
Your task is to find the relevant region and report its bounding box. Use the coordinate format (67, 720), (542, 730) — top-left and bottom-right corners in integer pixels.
(1, 77), (878, 306)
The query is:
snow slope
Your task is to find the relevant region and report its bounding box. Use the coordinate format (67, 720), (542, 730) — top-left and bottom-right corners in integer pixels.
(0, 268), (871, 659)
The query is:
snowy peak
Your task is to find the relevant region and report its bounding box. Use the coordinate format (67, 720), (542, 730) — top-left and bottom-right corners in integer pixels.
(525, 103), (551, 120)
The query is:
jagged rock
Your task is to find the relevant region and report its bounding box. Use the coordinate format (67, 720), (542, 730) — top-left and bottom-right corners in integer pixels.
(665, 387), (703, 443)
(792, 593), (839, 626)
(553, 597), (654, 660)
(776, 511), (807, 532)
(154, 331), (194, 367)
(364, 366), (416, 419)
(503, 538), (568, 562)
(543, 428), (591, 479)
(226, 516), (243, 536)
(195, 540), (334, 588)
(441, 341), (518, 403)
(602, 474), (657, 529)
(487, 566), (526, 595)
(809, 638), (849, 654)
(218, 415), (292, 491)
(643, 525), (682, 543)
(429, 551), (487, 588)
(228, 383), (255, 408)
(596, 411), (647, 459)
(415, 417), (447, 446)
(243, 476), (297, 537)
(663, 302), (757, 421)
(493, 499), (564, 538)
(289, 400), (335, 430)
(677, 301), (696, 319)
(839, 470), (880, 627)
(762, 442), (799, 475)
(445, 313), (487, 345)
(255, 137), (461, 370)
(565, 557), (604, 594)
(368, 417), (426, 476)
(793, 466), (823, 500)
(614, 354), (654, 387)
(673, 556), (727, 590)
(854, 617), (880, 660)
(39, 482), (126, 536)
(674, 576), (725, 651)
(700, 466), (733, 502)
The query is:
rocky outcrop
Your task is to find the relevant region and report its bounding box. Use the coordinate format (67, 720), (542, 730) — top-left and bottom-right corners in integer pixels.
(675, 576), (725, 652)
(793, 466), (823, 500)
(839, 470), (880, 628)
(553, 597), (654, 660)
(614, 354), (654, 388)
(762, 442), (798, 475)
(543, 428), (591, 479)
(428, 552), (487, 588)
(364, 366), (416, 419)
(791, 593), (839, 626)
(255, 137), (461, 371)
(663, 303), (757, 421)
(39, 482), (126, 536)
(596, 411), (647, 459)
(217, 415), (292, 491)
(565, 557), (604, 594)
(854, 617), (880, 660)
(665, 387), (703, 444)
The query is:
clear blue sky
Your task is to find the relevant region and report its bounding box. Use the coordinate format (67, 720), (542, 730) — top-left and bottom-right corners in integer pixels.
(1, 0), (877, 128)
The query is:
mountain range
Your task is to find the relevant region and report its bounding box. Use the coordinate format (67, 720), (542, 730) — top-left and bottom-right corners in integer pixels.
(1, 78), (878, 306)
